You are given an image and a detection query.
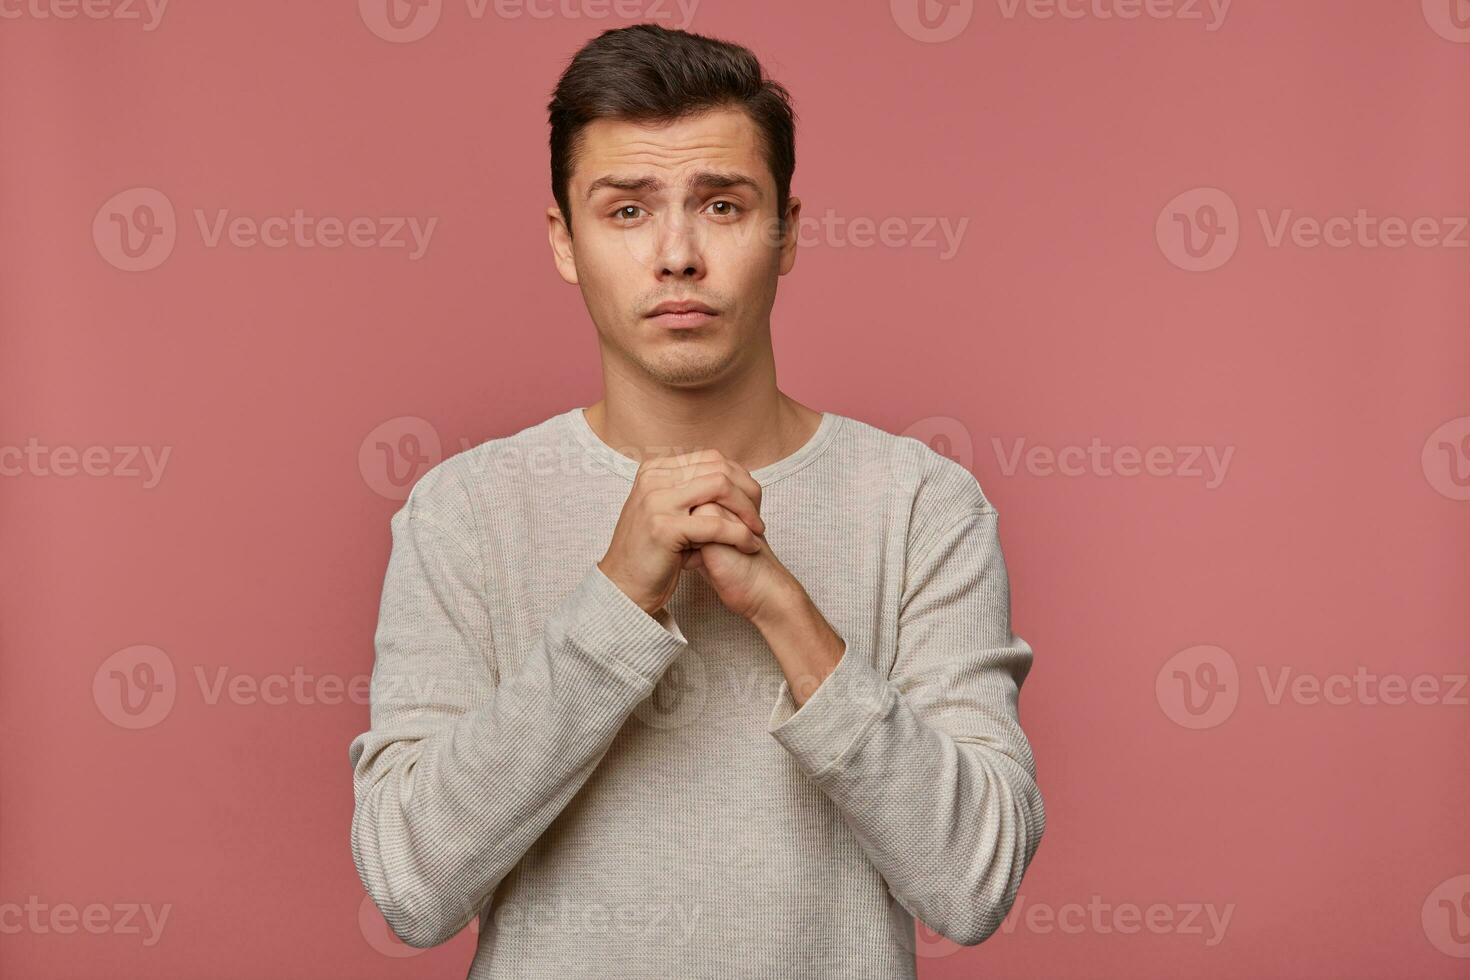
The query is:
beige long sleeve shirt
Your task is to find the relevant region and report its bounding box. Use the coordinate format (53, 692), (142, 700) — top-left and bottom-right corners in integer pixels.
(347, 406), (1045, 979)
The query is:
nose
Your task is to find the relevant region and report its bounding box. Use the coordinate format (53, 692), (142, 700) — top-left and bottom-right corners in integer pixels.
(653, 210), (706, 281)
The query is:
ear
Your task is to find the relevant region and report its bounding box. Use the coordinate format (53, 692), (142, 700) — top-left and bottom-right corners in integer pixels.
(546, 204), (579, 285)
(777, 195), (801, 276)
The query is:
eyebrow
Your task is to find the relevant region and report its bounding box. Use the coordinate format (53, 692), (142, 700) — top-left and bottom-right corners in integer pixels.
(584, 171), (763, 201)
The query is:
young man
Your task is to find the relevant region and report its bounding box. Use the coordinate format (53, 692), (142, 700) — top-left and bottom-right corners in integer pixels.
(348, 23), (1044, 979)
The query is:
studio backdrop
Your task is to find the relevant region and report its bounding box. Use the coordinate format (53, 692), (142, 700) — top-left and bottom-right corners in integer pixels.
(2, 2), (1467, 978)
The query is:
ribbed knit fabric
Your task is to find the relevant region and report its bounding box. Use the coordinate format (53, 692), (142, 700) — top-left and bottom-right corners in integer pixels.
(347, 406), (1046, 979)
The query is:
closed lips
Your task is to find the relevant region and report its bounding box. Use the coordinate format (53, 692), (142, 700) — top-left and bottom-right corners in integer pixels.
(647, 301), (716, 316)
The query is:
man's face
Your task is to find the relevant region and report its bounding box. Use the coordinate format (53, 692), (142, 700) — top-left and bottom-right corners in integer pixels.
(547, 106), (800, 388)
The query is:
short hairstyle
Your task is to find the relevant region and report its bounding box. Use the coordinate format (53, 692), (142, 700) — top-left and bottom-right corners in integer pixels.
(547, 23), (797, 238)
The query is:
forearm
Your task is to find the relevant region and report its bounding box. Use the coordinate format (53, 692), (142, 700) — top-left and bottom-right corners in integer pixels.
(350, 560), (687, 948)
(770, 660), (1045, 945)
(752, 576), (846, 708)
(755, 555), (1044, 945)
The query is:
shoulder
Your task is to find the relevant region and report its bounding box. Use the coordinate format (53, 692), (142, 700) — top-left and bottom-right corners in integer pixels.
(832, 412), (996, 561)
(833, 411), (993, 508)
(394, 410), (570, 540)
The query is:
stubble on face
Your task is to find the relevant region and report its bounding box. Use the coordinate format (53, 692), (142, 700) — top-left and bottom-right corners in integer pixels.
(624, 327), (734, 385)
(568, 109), (785, 391)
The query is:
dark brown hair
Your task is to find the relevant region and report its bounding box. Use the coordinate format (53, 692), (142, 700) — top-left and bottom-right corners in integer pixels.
(547, 23), (797, 238)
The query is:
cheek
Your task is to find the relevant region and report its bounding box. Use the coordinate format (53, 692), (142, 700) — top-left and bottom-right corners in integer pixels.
(573, 238), (636, 302)
(712, 234), (768, 280)
(580, 227), (659, 285)
(724, 243), (779, 298)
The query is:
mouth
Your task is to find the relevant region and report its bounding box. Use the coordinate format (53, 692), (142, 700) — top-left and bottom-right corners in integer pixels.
(648, 310), (717, 329)
(645, 300), (719, 329)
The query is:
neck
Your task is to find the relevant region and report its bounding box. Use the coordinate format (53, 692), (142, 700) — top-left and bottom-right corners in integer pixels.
(583, 384), (822, 475)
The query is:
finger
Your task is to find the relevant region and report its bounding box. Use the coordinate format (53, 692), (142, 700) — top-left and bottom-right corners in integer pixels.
(692, 502), (771, 559)
(656, 472), (765, 535)
(637, 453), (762, 517)
(635, 449), (727, 486)
(676, 513), (761, 555)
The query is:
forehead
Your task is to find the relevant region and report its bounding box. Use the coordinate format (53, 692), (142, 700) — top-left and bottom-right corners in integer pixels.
(572, 108), (769, 190)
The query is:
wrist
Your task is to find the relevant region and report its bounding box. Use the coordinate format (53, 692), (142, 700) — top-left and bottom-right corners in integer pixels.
(597, 558), (663, 617)
(750, 578), (847, 707)
(750, 575), (809, 634)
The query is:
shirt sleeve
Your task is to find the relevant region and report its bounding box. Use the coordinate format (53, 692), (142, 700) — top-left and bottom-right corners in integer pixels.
(347, 493), (689, 949)
(765, 504), (1045, 946)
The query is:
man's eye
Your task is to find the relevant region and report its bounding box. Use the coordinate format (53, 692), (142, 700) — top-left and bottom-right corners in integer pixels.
(707, 201), (741, 217)
(612, 205), (645, 221)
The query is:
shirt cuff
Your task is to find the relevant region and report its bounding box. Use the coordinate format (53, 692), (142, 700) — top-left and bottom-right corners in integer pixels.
(651, 604), (688, 644)
(766, 638), (895, 780)
(561, 563), (690, 686)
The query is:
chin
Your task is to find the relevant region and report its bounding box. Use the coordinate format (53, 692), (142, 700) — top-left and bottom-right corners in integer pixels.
(641, 350), (734, 387)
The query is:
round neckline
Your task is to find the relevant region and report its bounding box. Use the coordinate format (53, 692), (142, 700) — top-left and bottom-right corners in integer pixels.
(563, 405), (842, 486)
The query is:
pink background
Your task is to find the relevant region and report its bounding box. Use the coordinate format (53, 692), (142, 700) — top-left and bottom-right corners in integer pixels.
(3, 1), (1468, 977)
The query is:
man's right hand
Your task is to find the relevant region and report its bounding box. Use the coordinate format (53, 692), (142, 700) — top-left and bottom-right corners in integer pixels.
(597, 449), (766, 616)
